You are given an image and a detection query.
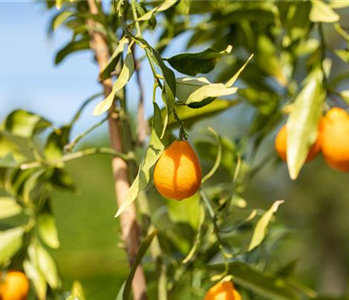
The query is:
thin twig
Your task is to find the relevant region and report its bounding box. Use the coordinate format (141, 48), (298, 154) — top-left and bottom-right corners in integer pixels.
(20, 147), (132, 170)
(64, 116), (108, 153)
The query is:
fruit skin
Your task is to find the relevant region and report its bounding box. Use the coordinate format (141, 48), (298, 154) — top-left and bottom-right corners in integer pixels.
(204, 281), (241, 300)
(0, 271), (29, 300)
(275, 124), (321, 163)
(321, 107), (349, 172)
(154, 140), (202, 200)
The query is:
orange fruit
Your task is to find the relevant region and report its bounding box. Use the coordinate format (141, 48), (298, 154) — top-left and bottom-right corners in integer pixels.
(204, 281), (241, 300)
(0, 271), (29, 300)
(321, 107), (349, 172)
(275, 124), (321, 162)
(153, 140), (202, 200)
(233, 290), (242, 300)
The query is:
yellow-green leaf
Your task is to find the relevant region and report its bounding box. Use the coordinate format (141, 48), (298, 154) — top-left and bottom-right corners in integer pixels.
(310, 1), (340, 23)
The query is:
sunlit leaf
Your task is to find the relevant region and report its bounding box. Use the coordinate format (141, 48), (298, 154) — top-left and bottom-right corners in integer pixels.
(310, 1), (340, 23)
(67, 281), (86, 300)
(248, 200), (284, 251)
(0, 227), (24, 266)
(225, 54), (254, 87)
(93, 45), (135, 115)
(29, 243), (61, 289)
(3, 110), (51, 138)
(329, 0), (349, 9)
(44, 126), (70, 160)
(115, 103), (164, 217)
(166, 45), (232, 76)
(38, 212), (60, 249)
(287, 70), (324, 180)
(123, 229), (157, 300)
(99, 37), (129, 81)
(23, 259), (47, 300)
(55, 39), (90, 65)
(0, 197), (22, 219)
(176, 77), (238, 107)
(137, 0), (178, 21)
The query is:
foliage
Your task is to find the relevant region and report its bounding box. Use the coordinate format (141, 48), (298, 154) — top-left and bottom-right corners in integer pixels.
(1, 0), (349, 299)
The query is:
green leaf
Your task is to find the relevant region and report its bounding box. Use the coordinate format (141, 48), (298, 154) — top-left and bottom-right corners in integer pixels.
(209, 262), (301, 300)
(44, 126), (70, 160)
(55, 39), (90, 65)
(335, 49), (349, 63)
(23, 259), (47, 300)
(201, 128), (222, 183)
(166, 45), (232, 76)
(0, 154), (18, 168)
(3, 110), (51, 138)
(28, 243), (61, 289)
(115, 103), (164, 217)
(310, 1), (340, 23)
(50, 11), (75, 32)
(329, 0), (349, 9)
(182, 204), (205, 264)
(38, 212), (60, 249)
(115, 282), (126, 300)
(167, 193), (201, 229)
(147, 46), (176, 137)
(195, 136), (237, 177)
(137, 0), (178, 21)
(99, 37), (129, 81)
(167, 99), (239, 129)
(23, 169), (46, 204)
(0, 197), (22, 219)
(286, 70), (324, 179)
(67, 281), (86, 300)
(123, 229), (158, 300)
(339, 90), (349, 105)
(0, 133), (26, 163)
(176, 77), (238, 107)
(248, 200), (284, 251)
(0, 227), (24, 266)
(93, 45), (135, 115)
(225, 54), (254, 87)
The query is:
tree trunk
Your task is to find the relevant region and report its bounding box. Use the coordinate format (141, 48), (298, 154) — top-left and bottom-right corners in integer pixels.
(87, 1), (147, 300)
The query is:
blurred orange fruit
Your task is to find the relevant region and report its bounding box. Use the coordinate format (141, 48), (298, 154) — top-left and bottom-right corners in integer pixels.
(275, 124), (321, 162)
(204, 281), (242, 300)
(154, 140), (202, 200)
(0, 271), (29, 300)
(321, 107), (349, 172)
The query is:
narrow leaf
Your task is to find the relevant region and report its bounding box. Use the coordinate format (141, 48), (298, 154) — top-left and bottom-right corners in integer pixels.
(115, 103), (164, 217)
(287, 70), (324, 179)
(310, 1), (340, 23)
(99, 37), (129, 81)
(201, 127), (222, 183)
(23, 259), (47, 300)
(166, 45), (232, 76)
(0, 197), (22, 219)
(0, 227), (23, 266)
(248, 200), (284, 251)
(55, 39), (90, 65)
(225, 54), (254, 87)
(123, 229), (158, 300)
(176, 77), (238, 107)
(38, 213), (60, 249)
(93, 46), (135, 115)
(137, 1), (177, 21)
(51, 11), (74, 32)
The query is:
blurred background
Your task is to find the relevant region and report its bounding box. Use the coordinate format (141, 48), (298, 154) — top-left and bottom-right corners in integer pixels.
(1, 1), (349, 299)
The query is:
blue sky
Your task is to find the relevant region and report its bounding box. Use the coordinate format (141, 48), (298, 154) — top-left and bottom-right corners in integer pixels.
(0, 1), (175, 138)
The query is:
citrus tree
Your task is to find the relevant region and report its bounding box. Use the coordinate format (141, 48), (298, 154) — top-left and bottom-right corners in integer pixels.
(1, 0), (349, 299)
